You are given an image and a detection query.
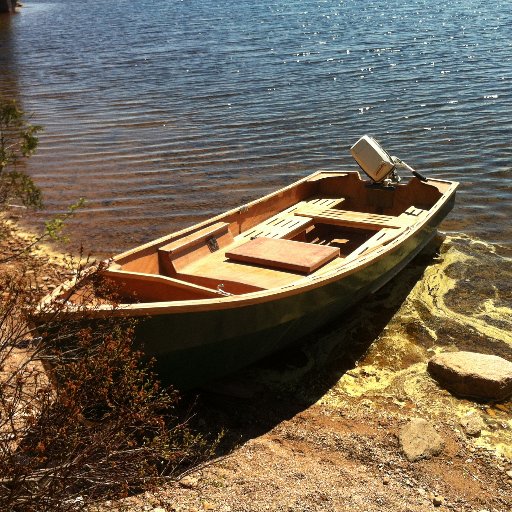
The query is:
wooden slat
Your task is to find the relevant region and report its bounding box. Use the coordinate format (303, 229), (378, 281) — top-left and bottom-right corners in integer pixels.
(240, 215), (313, 240)
(295, 207), (404, 230)
(226, 237), (340, 274)
(237, 198), (344, 242)
(348, 228), (404, 258)
(159, 222), (231, 256)
(285, 197), (345, 213)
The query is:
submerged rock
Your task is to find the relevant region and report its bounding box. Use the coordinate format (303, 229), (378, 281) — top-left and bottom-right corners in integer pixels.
(427, 351), (512, 401)
(399, 418), (445, 462)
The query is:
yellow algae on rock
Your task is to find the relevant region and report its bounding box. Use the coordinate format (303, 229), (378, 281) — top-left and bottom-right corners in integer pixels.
(245, 235), (511, 457)
(327, 365), (396, 398)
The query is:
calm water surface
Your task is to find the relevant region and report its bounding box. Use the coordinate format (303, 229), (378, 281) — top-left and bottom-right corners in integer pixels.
(0, 0), (511, 255)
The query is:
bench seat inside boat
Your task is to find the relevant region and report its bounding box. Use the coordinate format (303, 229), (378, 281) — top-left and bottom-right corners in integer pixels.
(238, 214), (313, 241)
(236, 197), (344, 242)
(294, 207), (406, 230)
(158, 221), (234, 274)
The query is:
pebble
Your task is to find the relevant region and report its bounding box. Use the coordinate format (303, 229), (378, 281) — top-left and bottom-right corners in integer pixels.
(432, 495), (445, 507)
(460, 412), (485, 437)
(179, 476), (199, 489)
(382, 476), (390, 485)
(506, 470), (512, 479)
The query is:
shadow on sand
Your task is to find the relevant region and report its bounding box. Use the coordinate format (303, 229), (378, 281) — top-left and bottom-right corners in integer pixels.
(180, 239), (445, 454)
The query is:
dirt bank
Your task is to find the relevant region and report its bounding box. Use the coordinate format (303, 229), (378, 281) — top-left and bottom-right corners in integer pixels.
(3, 223), (511, 511)
(110, 234), (511, 512)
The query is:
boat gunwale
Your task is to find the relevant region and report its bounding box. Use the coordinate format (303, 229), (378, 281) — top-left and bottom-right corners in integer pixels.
(38, 174), (458, 319)
(112, 170), (333, 261)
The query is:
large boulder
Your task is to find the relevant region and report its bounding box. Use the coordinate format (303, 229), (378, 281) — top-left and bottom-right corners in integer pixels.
(427, 351), (512, 401)
(399, 418), (445, 462)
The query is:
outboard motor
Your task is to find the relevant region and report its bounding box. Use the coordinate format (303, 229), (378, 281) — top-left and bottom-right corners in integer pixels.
(350, 135), (427, 185)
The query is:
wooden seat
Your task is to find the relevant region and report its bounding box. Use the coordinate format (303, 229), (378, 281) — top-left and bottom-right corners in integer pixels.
(159, 222), (232, 256)
(238, 215), (313, 241)
(295, 207), (405, 230)
(158, 222), (234, 274)
(226, 237), (340, 274)
(236, 197), (344, 242)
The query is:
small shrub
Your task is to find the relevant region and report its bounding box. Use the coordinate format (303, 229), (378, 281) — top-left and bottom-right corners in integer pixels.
(0, 102), (216, 511)
(0, 99), (42, 208)
(0, 245), (215, 512)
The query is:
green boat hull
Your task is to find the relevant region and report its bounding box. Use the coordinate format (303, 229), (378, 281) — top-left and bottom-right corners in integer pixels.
(136, 202), (450, 389)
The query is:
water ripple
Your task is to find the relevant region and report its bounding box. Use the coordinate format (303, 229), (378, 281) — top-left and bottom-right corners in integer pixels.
(0, 0), (510, 254)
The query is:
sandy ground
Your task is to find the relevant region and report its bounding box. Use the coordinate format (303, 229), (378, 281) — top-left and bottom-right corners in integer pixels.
(2, 221), (511, 512)
(118, 234), (512, 512)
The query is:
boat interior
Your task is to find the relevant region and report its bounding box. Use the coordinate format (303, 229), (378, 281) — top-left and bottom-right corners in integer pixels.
(78, 171), (453, 304)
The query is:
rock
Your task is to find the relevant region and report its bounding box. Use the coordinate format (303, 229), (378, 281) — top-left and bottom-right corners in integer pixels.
(460, 412), (485, 437)
(427, 351), (512, 401)
(432, 495), (444, 507)
(399, 418), (445, 462)
(507, 470), (512, 479)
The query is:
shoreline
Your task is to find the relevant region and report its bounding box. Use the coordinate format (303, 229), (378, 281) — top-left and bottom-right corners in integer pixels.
(102, 232), (512, 511)
(2, 220), (511, 511)
(0, 214), (76, 298)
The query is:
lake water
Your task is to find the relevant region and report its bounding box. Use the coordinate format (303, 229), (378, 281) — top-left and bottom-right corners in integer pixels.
(0, 0), (510, 256)
(1, 1), (511, 411)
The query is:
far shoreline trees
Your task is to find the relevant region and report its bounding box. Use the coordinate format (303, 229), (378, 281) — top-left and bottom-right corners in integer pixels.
(0, 0), (17, 15)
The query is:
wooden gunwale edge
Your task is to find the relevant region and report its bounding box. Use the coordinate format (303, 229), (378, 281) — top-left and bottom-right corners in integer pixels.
(112, 170), (338, 262)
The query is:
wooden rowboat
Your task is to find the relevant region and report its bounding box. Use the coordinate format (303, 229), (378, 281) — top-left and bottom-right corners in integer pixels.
(39, 142), (458, 389)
